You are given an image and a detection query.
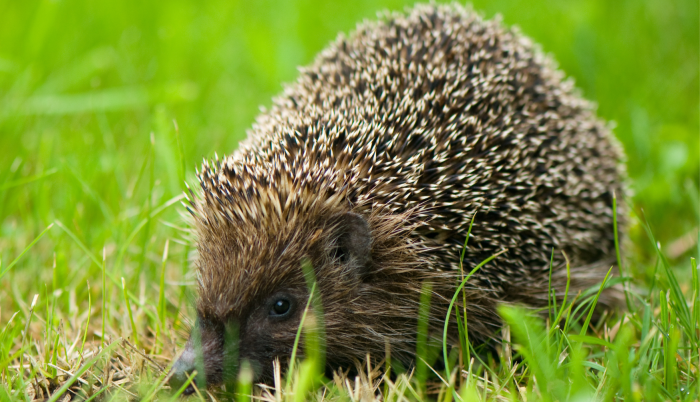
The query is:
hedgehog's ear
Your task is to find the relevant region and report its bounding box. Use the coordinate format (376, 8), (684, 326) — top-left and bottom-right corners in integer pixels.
(331, 212), (372, 276)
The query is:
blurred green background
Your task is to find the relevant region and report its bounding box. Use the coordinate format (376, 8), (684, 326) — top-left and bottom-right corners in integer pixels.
(0, 0), (697, 307)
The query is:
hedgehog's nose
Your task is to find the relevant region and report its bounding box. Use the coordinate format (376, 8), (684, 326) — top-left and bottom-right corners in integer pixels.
(169, 350), (196, 395)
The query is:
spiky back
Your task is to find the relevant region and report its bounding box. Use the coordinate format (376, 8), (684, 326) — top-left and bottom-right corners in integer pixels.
(190, 4), (625, 320)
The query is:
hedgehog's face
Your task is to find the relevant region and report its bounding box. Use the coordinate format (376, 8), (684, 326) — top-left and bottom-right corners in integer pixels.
(168, 287), (309, 395)
(169, 212), (373, 394)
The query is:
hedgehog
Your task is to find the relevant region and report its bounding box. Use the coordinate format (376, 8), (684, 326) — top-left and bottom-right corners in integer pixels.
(169, 3), (626, 393)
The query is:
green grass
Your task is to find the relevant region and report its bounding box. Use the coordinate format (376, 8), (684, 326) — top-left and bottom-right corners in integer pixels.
(0, 0), (698, 400)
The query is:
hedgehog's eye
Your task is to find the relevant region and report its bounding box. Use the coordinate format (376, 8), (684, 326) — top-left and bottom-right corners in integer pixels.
(270, 298), (291, 317)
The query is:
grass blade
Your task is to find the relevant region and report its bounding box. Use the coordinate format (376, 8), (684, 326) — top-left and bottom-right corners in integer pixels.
(101, 248), (106, 349)
(286, 281), (317, 389)
(443, 249), (507, 379)
(579, 267), (613, 336)
(0, 167), (58, 191)
(0, 223), (53, 279)
(79, 281), (91, 364)
(122, 277), (139, 347)
(613, 192), (633, 312)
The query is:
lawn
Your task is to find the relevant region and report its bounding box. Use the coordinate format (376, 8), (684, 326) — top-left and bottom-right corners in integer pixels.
(0, 0), (698, 401)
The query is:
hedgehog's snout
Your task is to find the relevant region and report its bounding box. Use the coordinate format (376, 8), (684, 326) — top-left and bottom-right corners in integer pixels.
(169, 318), (227, 395)
(169, 348), (197, 395)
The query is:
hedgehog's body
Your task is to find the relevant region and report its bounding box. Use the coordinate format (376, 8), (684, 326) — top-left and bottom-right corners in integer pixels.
(171, 4), (626, 391)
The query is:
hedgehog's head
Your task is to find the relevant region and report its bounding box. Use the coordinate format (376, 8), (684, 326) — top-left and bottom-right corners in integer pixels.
(169, 160), (423, 393)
